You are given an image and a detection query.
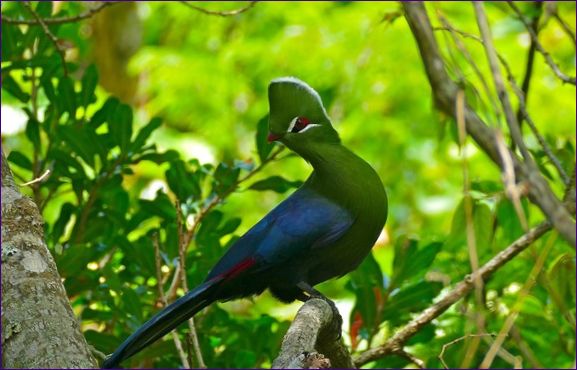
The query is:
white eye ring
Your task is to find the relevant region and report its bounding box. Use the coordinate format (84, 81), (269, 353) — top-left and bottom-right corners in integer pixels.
(287, 116), (299, 132)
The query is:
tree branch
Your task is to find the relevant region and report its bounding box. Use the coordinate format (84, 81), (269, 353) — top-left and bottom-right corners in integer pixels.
(2, 148), (98, 368)
(402, 1), (575, 246)
(273, 298), (354, 369)
(508, 1), (576, 85)
(22, 1), (68, 76)
(354, 221), (551, 367)
(1, 2), (117, 25)
(179, 1), (258, 17)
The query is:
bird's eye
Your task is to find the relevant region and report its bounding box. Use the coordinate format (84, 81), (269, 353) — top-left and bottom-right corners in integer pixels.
(289, 117), (310, 133)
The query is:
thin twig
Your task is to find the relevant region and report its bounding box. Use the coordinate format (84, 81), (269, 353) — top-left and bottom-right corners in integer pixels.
(474, 2), (531, 161)
(480, 231), (558, 368)
(393, 349), (425, 369)
(153, 234), (191, 369)
(439, 333), (497, 369)
(353, 221), (551, 367)
(432, 26), (482, 42)
(22, 1), (68, 75)
(1, 2), (117, 25)
(508, 1), (576, 85)
(495, 130), (529, 231)
(553, 12), (576, 45)
(179, 1), (257, 17)
(510, 324), (543, 368)
(498, 54), (570, 185)
(19, 169), (50, 186)
(434, 14), (501, 126)
(456, 89), (486, 367)
(514, 2), (542, 137)
(175, 201), (206, 368)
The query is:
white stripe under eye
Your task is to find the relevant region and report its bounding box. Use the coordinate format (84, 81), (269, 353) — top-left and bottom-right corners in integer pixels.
(298, 124), (321, 133)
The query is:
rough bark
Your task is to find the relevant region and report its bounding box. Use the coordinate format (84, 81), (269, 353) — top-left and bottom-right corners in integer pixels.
(1, 148), (97, 368)
(273, 298), (354, 369)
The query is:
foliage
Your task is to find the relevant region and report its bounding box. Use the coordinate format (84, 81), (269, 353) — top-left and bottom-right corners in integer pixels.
(2, 1), (575, 368)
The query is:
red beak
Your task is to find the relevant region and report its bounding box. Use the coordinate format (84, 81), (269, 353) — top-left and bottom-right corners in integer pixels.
(267, 132), (283, 143)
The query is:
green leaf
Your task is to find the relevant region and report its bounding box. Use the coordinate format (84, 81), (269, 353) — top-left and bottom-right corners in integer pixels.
(547, 253), (576, 313)
(7, 150), (33, 171)
(382, 281), (443, 324)
(255, 115), (274, 163)
(249, 176), (302, 193)
(56, 244), (97, 278)
(213, 162), (240, 196)
(48, 148), (86, 179)
(116, 236), (157, 279)
(197, 210), (224, 245)
(25, 117), (41, 149)
(473, 201), (493, 253)
(121, 288), (143, 324)
(36, 1), (53, 17)
(2, 74), (30, 103)
(80, 64), (98, 108)
(136, 149), (180, 164)
(51, 202), (75, 244)
(139, 192), (176, 221)
(90, 97), (119, 129)
(57, 76), (77, 119)
(347, 253), (384, 334)
(496, 198), (527, 245)
(393, 241), (442, 287)
(407, 323), (436, 345)
(233, 350), (257, 368)
(219, 217), (242, 235)
(165, 159), (201, 201)
(40, 74), (58, 106)
(109, 103), (133, 152)
(2, 22), (23, 60)
(391, 238), (418, 287)
(131, 117), (162, 152)
(58, 125), (96, 168)
(471, 180), (502, 194)
(445, 197), (495, 253)
(85, 330), (122, 354)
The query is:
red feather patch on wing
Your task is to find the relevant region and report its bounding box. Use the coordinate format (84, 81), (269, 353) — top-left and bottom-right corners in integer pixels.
(221, 257), (257, 279)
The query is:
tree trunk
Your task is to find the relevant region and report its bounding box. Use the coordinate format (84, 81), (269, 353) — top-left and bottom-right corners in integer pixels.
(1, 148), (97, 368)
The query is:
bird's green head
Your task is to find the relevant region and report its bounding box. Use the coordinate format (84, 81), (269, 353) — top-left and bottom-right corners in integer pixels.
(267, 77), (340, 151)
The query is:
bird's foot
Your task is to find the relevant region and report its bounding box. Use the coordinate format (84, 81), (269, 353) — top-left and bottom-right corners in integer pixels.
(297, 282), (343, 341)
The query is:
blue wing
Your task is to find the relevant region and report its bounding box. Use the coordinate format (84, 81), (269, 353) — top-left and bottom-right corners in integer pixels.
(206, 186), (354, 279)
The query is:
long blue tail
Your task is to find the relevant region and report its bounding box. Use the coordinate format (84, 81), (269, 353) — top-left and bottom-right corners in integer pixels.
(102, 278), (221, 368)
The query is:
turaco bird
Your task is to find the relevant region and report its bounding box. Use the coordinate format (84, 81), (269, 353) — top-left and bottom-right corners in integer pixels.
(102, 77), (388, 368)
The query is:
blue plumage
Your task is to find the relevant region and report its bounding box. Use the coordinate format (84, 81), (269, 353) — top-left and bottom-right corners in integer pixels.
(206, 187), (353, 281)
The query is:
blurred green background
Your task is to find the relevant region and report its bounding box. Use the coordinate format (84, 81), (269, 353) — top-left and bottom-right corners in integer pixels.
(2, 1), (575, 368)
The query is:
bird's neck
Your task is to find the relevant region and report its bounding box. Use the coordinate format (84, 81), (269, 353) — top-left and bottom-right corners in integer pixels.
(300, 143), (383, 209)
